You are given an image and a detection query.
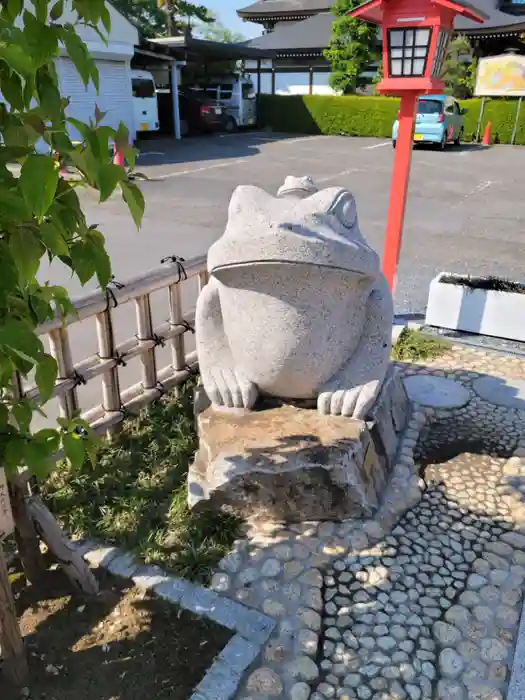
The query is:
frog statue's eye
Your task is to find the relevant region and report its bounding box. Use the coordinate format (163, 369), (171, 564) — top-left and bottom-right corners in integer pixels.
(329, 191), (358, 230)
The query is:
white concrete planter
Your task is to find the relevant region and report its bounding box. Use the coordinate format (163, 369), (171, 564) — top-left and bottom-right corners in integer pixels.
(425, 272), (525, 342)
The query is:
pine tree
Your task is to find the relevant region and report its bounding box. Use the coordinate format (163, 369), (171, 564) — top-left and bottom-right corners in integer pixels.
(324, 0), (379, 94)
(112, 0), (213, 38)
(441, 35), (476, 98)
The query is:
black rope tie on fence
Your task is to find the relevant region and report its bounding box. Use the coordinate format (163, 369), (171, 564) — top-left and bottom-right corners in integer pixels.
(184, 363), (199, 377)
(72, 370), (87, 387)
(99, 283), (128, 415)
(99, 286), (127, 370)
(155, 380), (166, 397)
(135, 332), (167, 349)
(160, 255), (188, 283)
(118, 403), (132, 419)
(179, 319), (195, 334)
(109, 276), (125, 291)
(105, 287), (119, 312)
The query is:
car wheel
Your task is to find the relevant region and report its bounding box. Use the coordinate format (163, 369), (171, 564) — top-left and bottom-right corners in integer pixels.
(225, 116), (238, 133)
(454, 129), (463, 146)
(439, 132), (447, 150)
(392, 140), (396, 149)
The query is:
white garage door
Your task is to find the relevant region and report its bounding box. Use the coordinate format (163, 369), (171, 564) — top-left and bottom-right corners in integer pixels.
(56, 57), (135, 144)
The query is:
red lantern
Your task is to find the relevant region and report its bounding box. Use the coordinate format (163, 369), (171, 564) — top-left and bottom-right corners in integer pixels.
(348, 0), (487, 290)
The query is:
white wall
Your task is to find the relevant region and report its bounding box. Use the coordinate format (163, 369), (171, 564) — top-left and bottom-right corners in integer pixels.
(247, 71), (338, 96)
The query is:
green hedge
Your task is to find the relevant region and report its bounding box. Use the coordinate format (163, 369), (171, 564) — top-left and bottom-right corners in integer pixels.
(258, 94), (525, 145)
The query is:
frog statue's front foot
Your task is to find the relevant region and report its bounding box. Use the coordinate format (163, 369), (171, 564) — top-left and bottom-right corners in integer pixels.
(201, 364), (258, 410)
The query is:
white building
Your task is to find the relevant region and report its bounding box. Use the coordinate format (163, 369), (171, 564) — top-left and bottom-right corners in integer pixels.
(56, 2), (139, 142)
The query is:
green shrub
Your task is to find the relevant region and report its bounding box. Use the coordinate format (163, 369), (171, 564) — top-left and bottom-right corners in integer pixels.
(259, 94), (525, 145)
(459, 98), (525, 144)
(259, 95), (400, 137)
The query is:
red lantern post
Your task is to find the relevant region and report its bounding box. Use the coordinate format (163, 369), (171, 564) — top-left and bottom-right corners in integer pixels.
(348, 0), (487, 292)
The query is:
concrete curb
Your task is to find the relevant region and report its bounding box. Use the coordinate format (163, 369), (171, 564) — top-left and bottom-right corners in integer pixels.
(392, 318), (424, 342)
(73, 539), (276, 700)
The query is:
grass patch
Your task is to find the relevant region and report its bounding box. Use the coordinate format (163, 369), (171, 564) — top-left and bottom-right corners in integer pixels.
(392, 327), (450, 362)
(42, 381), (242, 584)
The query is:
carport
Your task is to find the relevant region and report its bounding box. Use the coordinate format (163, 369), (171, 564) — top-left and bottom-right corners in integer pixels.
(133, 36), (274, 140)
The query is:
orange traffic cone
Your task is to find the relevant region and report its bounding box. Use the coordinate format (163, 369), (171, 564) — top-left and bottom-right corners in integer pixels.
(482, 121), (492, 146)
(113, 143), (125, 168)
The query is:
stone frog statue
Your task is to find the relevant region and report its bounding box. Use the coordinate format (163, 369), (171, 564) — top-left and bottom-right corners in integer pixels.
(195, 176), (394, 419)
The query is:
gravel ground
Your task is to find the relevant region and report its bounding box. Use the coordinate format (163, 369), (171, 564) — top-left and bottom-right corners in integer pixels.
(210, 344), (525, 700)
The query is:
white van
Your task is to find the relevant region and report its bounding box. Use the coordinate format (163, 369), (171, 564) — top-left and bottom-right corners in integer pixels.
(195, 76), (257, 130)
(131, 69), (160, 135)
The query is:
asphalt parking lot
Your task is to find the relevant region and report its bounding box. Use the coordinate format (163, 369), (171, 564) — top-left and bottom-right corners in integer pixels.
(37, 131), (525, 420)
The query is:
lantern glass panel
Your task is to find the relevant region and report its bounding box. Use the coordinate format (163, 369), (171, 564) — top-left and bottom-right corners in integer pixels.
(415, 28), (430, 46)
(387, 26), (432, 78)
(432, 29), (451, 76)
(389, 29), (404, 46)
(391, 59), (403, 75)
(413, 58), (425, 74)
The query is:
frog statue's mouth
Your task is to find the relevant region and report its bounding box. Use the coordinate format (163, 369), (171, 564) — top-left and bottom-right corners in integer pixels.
(207, 184), (381, 281)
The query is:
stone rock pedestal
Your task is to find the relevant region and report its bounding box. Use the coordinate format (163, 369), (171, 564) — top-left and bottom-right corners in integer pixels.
(188, 367), (410, 523)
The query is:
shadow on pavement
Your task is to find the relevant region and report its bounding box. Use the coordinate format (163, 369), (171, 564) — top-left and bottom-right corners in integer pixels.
(134, 131), (307, 168)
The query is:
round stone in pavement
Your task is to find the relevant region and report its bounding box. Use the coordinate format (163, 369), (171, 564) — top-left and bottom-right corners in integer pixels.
(403, 375), (470, 409)
(473, 375), (525, 409)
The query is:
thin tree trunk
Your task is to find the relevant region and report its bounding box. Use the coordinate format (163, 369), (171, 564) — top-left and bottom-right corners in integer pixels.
(0, 542), (28, 687)
(9, 480), (46, 584)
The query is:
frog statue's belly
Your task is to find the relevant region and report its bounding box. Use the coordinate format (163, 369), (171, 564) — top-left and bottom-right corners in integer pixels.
(216, 264), (373, 400)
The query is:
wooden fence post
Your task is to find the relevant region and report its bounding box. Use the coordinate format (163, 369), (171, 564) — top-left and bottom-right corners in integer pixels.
(0, 472), (27, 688)
(9, 479), (46, 584)
(0, 542), (28, 687)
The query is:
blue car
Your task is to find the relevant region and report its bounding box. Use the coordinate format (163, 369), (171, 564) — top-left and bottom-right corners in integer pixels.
(392, 94), (467, 150)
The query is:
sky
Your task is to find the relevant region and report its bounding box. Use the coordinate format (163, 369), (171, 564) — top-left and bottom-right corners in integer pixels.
(204, 0), (262, 38)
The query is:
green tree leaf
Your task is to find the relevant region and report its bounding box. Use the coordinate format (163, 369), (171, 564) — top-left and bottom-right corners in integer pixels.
(12, 400), (33, 433)
(0, 40), (34, 78)
(63, 431), (85, 470)
(86, 230), (112, 288)
(0, 185), (30, 222)
(100, 5), (111, 34)
(19, 154), (59, 217)
(0, 320), (44, 366)
(23, 10), (59, 68)
(40, 220), (70, 257)
(50, 0), (65, 20)
(35, 354), (58, 403)
(5, 0), (23, 21)
(120, 180), (145, 229)
(24, 438), (54, 478)
(69, 241), (97, 285)
(97, 162), (125, 202)
(9, 228), (45, 282)
(34, 428), (60, 453)
(4, 436), (26, 471)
